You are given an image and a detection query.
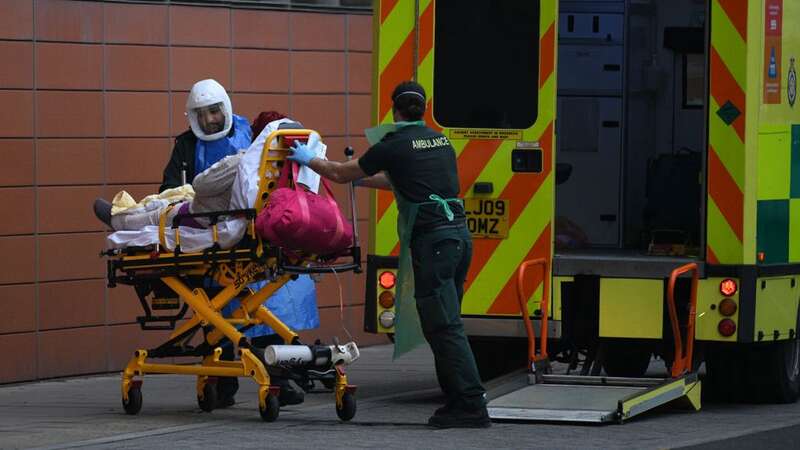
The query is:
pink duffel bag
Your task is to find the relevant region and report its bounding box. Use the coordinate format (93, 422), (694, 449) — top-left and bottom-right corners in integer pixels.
(256, 161), (353, 255)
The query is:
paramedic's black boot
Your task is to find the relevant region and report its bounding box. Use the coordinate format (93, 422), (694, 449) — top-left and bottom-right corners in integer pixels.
(216, 374), (239, 408)
(275, 378), (304, 406)
(433, 400), (456, 416)
(216, 395), (235, 408)
(427, 405), (491, 429)
(93, 198), (113, 229)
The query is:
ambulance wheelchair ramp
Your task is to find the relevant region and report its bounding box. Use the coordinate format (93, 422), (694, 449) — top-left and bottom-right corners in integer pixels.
(491, 260), (703, 424)
(488, 372), (701, 423)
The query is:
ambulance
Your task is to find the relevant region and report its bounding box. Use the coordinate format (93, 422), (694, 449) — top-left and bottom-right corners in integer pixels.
(362, 0), (800, 415)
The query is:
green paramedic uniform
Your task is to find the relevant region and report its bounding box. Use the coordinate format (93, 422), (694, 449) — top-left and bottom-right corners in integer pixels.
(359, 123), (486, 410)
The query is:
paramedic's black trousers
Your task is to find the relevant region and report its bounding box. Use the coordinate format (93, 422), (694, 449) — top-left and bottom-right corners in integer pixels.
(411, 225), (486, 410)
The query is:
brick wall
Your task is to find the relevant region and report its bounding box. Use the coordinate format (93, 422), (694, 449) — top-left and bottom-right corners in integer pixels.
(0, 0), (384, 384)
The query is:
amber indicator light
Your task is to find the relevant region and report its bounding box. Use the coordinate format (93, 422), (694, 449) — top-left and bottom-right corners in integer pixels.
(379, 291), (395, 309)
(718, 298), (738, 316)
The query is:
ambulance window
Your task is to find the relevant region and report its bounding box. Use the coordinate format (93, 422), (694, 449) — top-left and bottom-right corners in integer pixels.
(433, 1), (540, 129)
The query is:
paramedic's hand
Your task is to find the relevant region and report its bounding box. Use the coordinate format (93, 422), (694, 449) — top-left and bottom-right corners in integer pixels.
(288, 141), (317, 166)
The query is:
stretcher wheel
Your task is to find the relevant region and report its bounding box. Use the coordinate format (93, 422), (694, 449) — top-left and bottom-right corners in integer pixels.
(198, 383), (217, 412)
(336, 392), (356, 421)
(259, 393), (280, 422)
(123, 386), (143, 415)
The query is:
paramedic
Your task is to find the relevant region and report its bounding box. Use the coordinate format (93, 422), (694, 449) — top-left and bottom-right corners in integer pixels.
(287, 81), (489, 429)
(159, 79), (252, 192)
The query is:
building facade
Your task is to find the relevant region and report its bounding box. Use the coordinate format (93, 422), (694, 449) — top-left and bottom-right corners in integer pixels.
(0, 0), (381, 383)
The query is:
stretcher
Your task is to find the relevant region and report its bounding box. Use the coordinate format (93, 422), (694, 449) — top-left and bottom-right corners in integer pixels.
(103, 129), (362, 422)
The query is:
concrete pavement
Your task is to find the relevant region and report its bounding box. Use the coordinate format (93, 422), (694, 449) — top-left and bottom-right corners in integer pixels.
(1, 344), (799, 449)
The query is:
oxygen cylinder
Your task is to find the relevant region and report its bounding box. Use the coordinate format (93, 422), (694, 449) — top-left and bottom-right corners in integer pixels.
(264, 345), (314, 366)
(263, 342), (360, 367)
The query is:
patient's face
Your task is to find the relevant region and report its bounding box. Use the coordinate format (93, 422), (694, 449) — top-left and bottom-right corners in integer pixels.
(195, 103), (226, 135)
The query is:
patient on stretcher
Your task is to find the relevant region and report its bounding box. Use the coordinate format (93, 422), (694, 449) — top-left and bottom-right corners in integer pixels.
(94, 117), (326, 252)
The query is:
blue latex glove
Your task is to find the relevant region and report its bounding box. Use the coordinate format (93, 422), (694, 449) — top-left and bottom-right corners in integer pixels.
(287, 141), (317, 166)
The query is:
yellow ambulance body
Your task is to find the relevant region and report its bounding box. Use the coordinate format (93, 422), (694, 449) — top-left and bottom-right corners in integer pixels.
(364, 0), (800, 402)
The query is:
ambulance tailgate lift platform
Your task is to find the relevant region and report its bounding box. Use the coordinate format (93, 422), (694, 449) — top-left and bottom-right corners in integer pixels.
(487, 259), (701, 423)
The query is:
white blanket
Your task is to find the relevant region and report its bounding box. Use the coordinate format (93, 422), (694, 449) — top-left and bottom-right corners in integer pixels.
(106, 119), (326, 252)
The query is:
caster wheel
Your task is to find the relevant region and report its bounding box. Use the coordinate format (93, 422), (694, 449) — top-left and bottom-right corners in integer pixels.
(198, 383), (217, 412)
(336, 392), (356, 421)
(259, 393), (280, 422)
(123, 386), (143, 415)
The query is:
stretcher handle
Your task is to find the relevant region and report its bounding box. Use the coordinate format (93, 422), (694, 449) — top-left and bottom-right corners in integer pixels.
(666, 262), (699, 378)
(516, 258), (550, 370)
(255, 128), (315, 214)
(281, 262), (361, 274)
(276, 245), (361, 275)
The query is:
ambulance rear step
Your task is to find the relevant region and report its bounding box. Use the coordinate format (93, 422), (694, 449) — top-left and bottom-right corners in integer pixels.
(487, 259), (702, 424)
(488, 372), (700, 423)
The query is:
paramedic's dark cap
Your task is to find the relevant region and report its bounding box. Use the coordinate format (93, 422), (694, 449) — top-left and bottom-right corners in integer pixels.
(391, 81), (426, 103)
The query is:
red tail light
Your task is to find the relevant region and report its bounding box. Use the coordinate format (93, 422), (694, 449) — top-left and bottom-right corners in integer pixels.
(718, 319), (737, 337)
(378, 271), (396, 289)
(719, 278), (738, 297)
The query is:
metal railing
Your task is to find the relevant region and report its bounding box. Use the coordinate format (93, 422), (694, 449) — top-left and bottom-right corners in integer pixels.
(516, 258), (551, 371)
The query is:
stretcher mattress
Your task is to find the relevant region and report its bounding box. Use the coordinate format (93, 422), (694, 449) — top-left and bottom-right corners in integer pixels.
(106, 118), (326, 253)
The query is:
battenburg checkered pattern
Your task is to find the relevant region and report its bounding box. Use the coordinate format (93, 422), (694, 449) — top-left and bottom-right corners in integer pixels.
(758, 125), (800, 263)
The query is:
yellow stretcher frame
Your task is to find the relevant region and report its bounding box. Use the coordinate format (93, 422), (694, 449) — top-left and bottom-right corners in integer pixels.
(106, 129), (360, 422)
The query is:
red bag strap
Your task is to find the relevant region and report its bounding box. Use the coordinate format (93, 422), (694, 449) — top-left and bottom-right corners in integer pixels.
(320, 177), (347, 242)
(320, 176), (337, 199)
(291, 161), (302, 191)
(277, 159), (292, 188)
(289, 160), (351, 247)
(289, 161), (337, 199)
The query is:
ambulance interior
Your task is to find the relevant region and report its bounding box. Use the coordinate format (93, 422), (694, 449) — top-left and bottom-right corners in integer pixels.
(554, 0), (709, 269)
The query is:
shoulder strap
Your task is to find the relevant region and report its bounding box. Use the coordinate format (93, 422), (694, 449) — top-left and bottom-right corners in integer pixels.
(277, 160), (293, 188)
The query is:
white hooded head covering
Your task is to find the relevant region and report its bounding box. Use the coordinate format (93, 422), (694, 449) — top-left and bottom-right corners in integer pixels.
(186, 79), (233, 142)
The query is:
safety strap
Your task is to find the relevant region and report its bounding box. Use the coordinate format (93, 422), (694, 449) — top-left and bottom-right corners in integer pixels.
(158, 204), (176, 249)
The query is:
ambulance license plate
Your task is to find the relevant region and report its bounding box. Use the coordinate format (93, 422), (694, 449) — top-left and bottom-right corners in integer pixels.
(464, 198), (509, 239)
